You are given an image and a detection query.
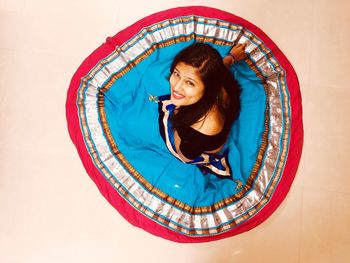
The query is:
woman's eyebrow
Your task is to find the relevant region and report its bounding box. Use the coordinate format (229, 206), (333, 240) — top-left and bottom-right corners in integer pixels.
(174, 67), (198, 84)
(185, 76), (198, 84)
(187, 77), (197, 83)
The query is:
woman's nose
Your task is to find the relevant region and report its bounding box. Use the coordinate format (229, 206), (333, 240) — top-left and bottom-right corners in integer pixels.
(172, 79), (183, 92)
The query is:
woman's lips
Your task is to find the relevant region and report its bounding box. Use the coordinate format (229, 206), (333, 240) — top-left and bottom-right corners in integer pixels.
(172, 90), (185, 99)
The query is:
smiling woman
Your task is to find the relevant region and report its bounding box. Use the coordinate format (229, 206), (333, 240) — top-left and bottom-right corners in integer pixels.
(66, 6), (303, 243)
(170, 62), (205, 106)
(162, 42), (243, 171)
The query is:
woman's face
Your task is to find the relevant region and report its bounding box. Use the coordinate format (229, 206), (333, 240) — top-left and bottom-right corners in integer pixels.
(169, 62), (205, 107)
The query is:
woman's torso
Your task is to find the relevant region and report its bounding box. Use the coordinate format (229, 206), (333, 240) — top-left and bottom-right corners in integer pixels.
(175, 105), (230, 159)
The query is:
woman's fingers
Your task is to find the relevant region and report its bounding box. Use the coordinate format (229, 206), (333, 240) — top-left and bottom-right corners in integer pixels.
(228, 41), (250, 62)
(238, 41), (249, 49)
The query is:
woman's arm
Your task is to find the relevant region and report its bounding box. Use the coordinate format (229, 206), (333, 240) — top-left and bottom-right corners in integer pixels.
(223, 55), (235, 68)
(223, 42), (249, 68)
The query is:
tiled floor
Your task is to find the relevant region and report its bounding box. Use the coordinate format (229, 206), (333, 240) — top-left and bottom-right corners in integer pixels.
(1, 0), (350, 262)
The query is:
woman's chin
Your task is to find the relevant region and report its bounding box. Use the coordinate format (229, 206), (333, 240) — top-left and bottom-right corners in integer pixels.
(170, 99), (181, 107)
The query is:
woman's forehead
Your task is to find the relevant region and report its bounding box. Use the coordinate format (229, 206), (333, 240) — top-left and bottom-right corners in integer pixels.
(175, 62), (201, 80)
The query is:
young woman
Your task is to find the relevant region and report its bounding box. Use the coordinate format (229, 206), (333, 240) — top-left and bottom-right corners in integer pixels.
(159, 42), (247, 177)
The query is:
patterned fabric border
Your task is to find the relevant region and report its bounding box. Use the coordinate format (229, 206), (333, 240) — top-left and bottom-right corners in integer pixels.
(75, 15), (290, 236)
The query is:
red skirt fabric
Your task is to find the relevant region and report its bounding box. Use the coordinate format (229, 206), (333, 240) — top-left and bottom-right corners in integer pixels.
(66, 6), (303, 243)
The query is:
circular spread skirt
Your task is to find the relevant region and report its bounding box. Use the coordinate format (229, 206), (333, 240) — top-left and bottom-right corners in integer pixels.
(66, 6), (303, 243)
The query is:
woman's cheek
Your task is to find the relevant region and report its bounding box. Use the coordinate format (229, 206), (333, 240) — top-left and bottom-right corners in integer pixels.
(169, 75), (175, 88)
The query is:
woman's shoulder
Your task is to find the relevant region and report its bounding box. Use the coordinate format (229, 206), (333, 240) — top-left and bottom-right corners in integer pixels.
(191, 106), (225, 136)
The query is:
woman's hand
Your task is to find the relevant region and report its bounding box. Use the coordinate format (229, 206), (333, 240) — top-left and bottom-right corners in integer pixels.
(229, 41), (249, 62)
(223, 41), (249, 68)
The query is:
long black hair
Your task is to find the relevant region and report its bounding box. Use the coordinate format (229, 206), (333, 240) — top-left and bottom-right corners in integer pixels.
(170, 43), (241, 130)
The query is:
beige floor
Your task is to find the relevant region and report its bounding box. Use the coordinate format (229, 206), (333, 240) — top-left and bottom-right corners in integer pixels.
(1, 0), (350, 262)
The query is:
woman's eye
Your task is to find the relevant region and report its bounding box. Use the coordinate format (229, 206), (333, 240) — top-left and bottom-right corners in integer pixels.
(173, 71), (180, 77)
(186, 81), (194, 87)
